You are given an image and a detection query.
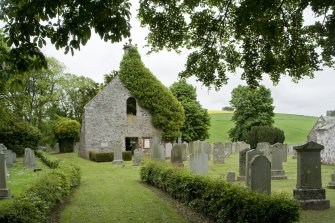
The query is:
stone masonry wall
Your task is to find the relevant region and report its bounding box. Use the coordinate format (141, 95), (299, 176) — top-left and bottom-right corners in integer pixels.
(317, 127), (335, 164)
(79, 76), (161, 158)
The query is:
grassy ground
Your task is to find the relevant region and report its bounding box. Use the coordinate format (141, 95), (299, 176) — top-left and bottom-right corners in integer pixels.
(53, 153), (188, 223)
(208, 113), (318, 144)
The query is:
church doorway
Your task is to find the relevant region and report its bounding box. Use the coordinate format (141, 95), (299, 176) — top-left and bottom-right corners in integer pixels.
(125, 137), (138, 152)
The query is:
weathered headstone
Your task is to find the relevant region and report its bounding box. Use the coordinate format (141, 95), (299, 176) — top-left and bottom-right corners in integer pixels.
(0, 144), (8, 177)
(165, 143), (173, 158)
(226, 171), (236, 182)
(282, 144), (288, 162)
(133, 148), (144, 166)
(232, 142), (236, 154)
(171, 144), (184, 167)
(249, 155), (271, 195)
(54, 143), (60, 153)
(293, 141), (330, 210)
(213, 142), (225, 164)
(190, 140), (203, 154)
(239, 141), (250, 151)
(150, 138), (164, 161)
(190, 153), (208, 176)
(246, 149), (263, 187)
(112, 143), (124, 165)
(24, 148), (35, 168)
(5, 150), (14, 167)
(237, 148), (251, 180)
(256, 142), (271, 161)
(202, 142), (212, 160)
(328, 172), (335, 189)
(224, 142), (232, 157)
(271, 143), (287, 180)
(0, 153), (10, 199)
(181, 143), (188, 161)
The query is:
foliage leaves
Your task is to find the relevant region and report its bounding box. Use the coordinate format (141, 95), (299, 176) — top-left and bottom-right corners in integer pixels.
(140, 161), (300, 223)
(247, 126), (285, 149)
(229, 85), (274, 141)
(170, 79), (210, 142)
(54, 117), (80, 141)
(0, 0), (131, 74)
(119, 46), (185, 141)
(138, 0), (335, 88)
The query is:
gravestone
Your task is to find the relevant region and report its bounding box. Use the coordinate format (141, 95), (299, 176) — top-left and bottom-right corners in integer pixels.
(5, 150), (14, 167)
(256, 142), (271, 161)
(232, 142), (236, 154)
(328, 172), (335, 189)
(224, 142), (232, 158)
(150, 138), (164, 161)
(249, 155), (271, 195)
(24, 148), (36, 168)
(237, 148), (251, 180)
(239, 141), (250, 151)
(0, 144), (8, 177)
(202, 142), (212, 160)
(271, 143), (287, 180)
(246, 149), (263, 187)
(54, 143), (60, 153)
(213, 142), (225, 164)
(165, 143), (172, 158)
(226, 171), (236, 182)
(133, 148), (144, 166)
(282, 144), (288, 162)
(181, 143), (188, 161)
(0, 153), (10, 199)
(190, 153), (208, 176)
(112, 143), (124, 165)
(293, 141), (330, 210)
(328, 171), (335, 189)
(190, 140), (203, 154)
(171, 144), (184, 167)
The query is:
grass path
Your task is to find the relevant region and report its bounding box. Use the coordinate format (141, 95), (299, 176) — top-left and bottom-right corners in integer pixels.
(54, 153), (187, 223)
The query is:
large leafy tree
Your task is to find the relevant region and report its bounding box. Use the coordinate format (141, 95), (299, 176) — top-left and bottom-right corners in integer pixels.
(0, 0), (131, 76)
(170, 79), (210, 142)
(138, 1), (335, 88)
(229, 85), (274, 141)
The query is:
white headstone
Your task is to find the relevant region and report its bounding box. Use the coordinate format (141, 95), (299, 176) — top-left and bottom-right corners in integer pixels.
(190, 153), (208, 176)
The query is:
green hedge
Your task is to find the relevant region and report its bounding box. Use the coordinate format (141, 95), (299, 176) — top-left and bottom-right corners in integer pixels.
(89, 151), (133, 162)
(140, 161), (300, 223)
(247, 126), (285, 149)
(0, 152), (81, 222)
(35, 150), (60, 168)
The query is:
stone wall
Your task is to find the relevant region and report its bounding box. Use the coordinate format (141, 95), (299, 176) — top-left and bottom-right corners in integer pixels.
(317, 127), (335, 164)
(79, 76), (161, 158)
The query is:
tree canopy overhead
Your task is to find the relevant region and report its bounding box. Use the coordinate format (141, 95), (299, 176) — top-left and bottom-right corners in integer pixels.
(138, 0), (335, 88)
(0, 0), (131, 72)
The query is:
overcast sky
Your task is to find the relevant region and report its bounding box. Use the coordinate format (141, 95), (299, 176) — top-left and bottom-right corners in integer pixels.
(41, 4), (335, 117)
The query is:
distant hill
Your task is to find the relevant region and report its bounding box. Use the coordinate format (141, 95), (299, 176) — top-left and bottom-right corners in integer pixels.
(208, 112), (318, 144)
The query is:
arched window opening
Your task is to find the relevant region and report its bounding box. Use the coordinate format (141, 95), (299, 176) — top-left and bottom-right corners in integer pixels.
(127, 97), (137, 116)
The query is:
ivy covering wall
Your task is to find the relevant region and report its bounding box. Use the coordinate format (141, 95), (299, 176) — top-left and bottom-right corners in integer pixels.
(119, 46), (185, 141)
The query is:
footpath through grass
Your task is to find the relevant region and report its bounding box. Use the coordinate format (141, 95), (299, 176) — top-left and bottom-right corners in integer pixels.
(53, 153), (187, 223)
(208, 113), (318, 144)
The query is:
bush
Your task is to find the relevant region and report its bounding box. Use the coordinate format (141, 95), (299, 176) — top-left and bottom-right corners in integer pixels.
(35, 150), (60, 168)
(0, 152), (81, 222)
(0, 119), (41, 156)
(247, 126), (285, 149)
(54, 118), (80, 153)
(122, 151), (132, 161)
(140, 161), (299, 223)
(89, 151), (132, 162)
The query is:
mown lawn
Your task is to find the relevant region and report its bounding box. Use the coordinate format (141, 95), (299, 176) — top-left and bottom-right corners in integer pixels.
(53, 153), (187, 223)
(208, 113), (318, 144)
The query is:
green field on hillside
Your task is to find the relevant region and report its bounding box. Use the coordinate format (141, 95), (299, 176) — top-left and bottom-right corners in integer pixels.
(208, 113), (318, 144)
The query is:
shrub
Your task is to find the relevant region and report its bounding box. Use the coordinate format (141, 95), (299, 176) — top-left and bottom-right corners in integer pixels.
(0, 152), (81, 222)
(35, 150), (60, 168)
(89, 151), (114, 162)
(247, 126), (285, 149)
(54, 118), (80, 153)
(119, 47), (185, 141)
(89, 151), (132, 162)
(140, 161), (299, 223)
(122, 151), (132, 161)
(0, 119), (41, 156)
